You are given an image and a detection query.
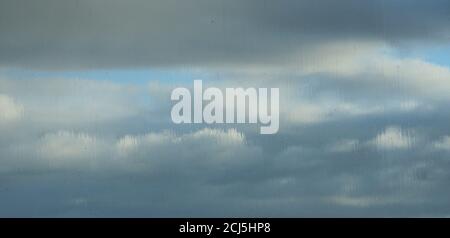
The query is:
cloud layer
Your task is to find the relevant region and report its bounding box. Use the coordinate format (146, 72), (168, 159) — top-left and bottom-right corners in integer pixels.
(1, 0), (449, 68)
(1, 1), (450, 217)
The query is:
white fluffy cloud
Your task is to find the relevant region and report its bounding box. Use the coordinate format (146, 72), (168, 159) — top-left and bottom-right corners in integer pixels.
(369, 126), (416, 150)
(21, 128), (258, 173)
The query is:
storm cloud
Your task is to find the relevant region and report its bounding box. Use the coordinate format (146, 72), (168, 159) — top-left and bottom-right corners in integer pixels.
(0, 0), (449, 68)
(1, 1), (450, 217)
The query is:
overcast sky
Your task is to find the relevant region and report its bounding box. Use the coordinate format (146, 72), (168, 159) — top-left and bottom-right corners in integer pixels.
(1, 0), (450, 217)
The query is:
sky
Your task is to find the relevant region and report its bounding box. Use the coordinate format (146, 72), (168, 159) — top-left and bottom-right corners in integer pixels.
(1, 0), (450, 217)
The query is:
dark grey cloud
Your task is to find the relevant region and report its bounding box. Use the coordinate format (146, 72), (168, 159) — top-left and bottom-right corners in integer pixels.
(0, 0), (449, 69)
(1, 0), (450, 217)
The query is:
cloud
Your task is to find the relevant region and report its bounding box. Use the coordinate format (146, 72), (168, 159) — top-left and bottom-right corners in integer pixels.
(117, 128), (246, 155)
(328, 195), (401, 208)
(0, 94), (23, 124)
(432, 136), (450, 151)
(0, 48), (449, 216)
(38, 131), (104, 161)
(1, 1), (450, 217)
(288, 45), (450, 101)
(286, 101), (385, 124)
(369, 126), (416, 150)
(113, 128), (259, 175)
(328, 139), (359, 153)
(7, 128), (259, 174)
(0, 0), (449, 69)
(0, 77), (144, 127)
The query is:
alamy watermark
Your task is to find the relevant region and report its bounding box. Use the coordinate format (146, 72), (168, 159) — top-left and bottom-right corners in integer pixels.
(171, 80), (279, 134)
